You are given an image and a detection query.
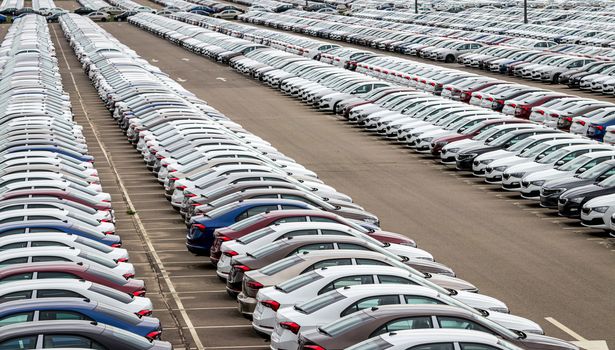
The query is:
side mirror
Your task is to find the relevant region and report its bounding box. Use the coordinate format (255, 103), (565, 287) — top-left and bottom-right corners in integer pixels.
(556, 160), (565, 166)
(577, 167), (587, 174)
(537, 154), (545, 159)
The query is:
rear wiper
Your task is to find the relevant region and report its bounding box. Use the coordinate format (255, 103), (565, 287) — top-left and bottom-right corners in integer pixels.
(246, 252), (256, 258)
(318, 327), (332, 337)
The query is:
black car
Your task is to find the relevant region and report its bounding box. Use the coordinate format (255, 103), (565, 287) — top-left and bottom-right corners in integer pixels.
(558, 175), (615, 217)
(115, 10), (138, 21)
(456, 127), (561, 173)
(565, 62), (615, 88)
(540, 160), (615, 208)
(74, 7), (94, 14)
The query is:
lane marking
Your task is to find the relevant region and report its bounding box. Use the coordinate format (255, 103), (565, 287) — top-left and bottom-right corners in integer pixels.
(177, 77), (187, 82)
(545, 317), (586, 341)
(216, 77), (227, 82)
(50, 24), (206, 350)
(182, 57), (190, 61)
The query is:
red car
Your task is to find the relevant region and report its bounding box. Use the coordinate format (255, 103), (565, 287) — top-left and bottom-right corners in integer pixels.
(0, 262), (146, 296)
(504, 94), (569, 119)
(209, 209), (416, 265)
(431, 118), (533, 158)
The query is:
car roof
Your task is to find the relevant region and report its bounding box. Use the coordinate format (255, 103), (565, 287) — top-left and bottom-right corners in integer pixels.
(359, 303), (474, 318)
(381, 329), (501, 346)
(338, 283), (436, 297)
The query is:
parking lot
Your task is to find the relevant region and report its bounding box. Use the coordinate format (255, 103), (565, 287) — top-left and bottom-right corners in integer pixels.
(0, 2), (613, 349)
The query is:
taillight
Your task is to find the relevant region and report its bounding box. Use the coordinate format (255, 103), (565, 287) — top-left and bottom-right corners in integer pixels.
(136, 309), (152, 317)
(304, 346), (326, 350)
(596, 125), (605, 131)
(247, 281), (264, 289)
(219, 235), (232, 241)
(509, 103), (517, 108)
(475, 94), (482, 99)
(223, 250), (238, 257)
(169, 177), (179, 181)
(261, 300), (280, 311)
(185, 194), (197, 198)
(565, 117), (572, 122)
(116, 258), (129, 263)
(111, 243), (122, 248)
(176, 185), (187, 190)
(233, 265), (251, 272)
(123, 273), (135, 280)
(103, 231), (114, 235)
(194, 224), (206, 231)
(579, 120), (586, 126)
(280, 321), (301, 334)
(102, 199), (111, 203)
(133, 289), (147, 297)
(146, 330), (162, 341)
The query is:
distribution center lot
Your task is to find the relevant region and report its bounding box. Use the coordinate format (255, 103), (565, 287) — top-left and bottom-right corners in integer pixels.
(4, 3), (613, 348)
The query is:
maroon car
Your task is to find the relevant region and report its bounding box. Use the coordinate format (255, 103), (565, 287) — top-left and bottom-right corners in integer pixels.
(458, 81), (505, 103)
(504, 93), (569, 119)
(0, 262), (146, 295)
(209, 209), (416, 265)
(432, 118), (533, 158)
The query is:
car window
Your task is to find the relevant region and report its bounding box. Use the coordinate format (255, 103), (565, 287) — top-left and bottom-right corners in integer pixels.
(378, 275), (417, 285)
(31, 242), (67, 248)
(38, 272), (79, 279)
(351, 337), (395, 350)
(341, 295), (400, 317)
(356, 258), (390, 266)
(31, 256), (71, 263)
(308, 216), (338, 223)
(37, 289), (84, 298)
(43, 335), (107, 350)
(236, 205), (278, 222)
(407, 343), (455, 350)
(40, 310), (92, 321)
(0, 257), (29, 266)
(292, 243), (335, 254)
(0, 312), (34, 326)
(0, 273), (33, 283)
(308, 258), (353, 271)
(0, 217), (24, 225)
(319, 275), (374, 295)
(337, 243), (371, 250)
(278, 229), (319, 240)
(460, 343), (501, 350)
(0, 336), (37, 350)
(438, 317), (492, 333)
(273, 216), (307, 224)
(281, 205), (303, 210)
(0, 290), (32, 303)
(404, 295), (445, 304)
(372, 316), (434, 336)
(0, 242), (28, 250)
(321, 229), (352, 236)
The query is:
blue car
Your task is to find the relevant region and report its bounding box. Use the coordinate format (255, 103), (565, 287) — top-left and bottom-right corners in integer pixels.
(186, 199), (315, 254)
(587, 114), (615, 141)
(0, 222), (121, 247)
(0, 298), (161, 340)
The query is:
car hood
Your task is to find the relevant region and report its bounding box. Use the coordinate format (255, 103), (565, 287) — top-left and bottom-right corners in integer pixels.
(475, 149), (513, 162)
(560, 184), (604, 199)
(384, 244), (433, 260)
(522, 333), (579, 350)
(584, 192), (615, 207)
(505, 162), (550, 175)
(487, 311), (544, 334)
(453, 291), (508, 313)
(427, 274), (476, 291)
(524, 168), (571, 182)
(542, 176), (591, 190)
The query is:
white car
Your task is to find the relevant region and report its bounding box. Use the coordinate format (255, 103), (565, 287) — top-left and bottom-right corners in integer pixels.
(0, 279), (152, 315)
(254, 266), (530, 337)
(604, 125), (615, 145)
(0, 247), (134, 278)
(0, 208), (115, 235)
(271, 284), (541, 349)
(581, 193), (615, 229)
(347, 329), (523, 350)
(0, 233), (128, 261)
(520, 151), (615, 199)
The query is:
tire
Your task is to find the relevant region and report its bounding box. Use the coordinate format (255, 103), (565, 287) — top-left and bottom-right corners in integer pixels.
(445, 55), (455, 63)
(101, 17), (106, 22)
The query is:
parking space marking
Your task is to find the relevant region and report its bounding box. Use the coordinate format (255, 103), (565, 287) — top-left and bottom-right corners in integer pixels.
(50, 24), (206, 350)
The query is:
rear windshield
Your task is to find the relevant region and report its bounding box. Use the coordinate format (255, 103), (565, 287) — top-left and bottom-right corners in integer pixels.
(275, 269), (323, 293)
(294, 290), (345, 314)
(260, 255), (304, 276)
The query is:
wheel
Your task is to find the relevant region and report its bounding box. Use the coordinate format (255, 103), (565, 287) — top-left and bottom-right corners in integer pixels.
(445, 55), (455, 63)
(101, 17), (106, 22)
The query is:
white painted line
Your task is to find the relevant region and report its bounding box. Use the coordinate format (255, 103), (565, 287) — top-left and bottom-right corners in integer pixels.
(182, 58), (190, 61)
(204, 346), (269, 350)
(170, 274), (219, 278)
(216, 77), (227, 82)
(177, 78), (187, 82)
(50, 25), (206, 350)
(544, 317), (586, 341)
(154, 306), (237, 312)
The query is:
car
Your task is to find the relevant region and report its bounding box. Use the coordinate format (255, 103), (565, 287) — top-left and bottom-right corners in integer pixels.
(212, 9), (242, 19)
(345, 329), (524, 350)
(270, 284), (540, 349)
(298, 304), (578, 350)
(86, 11), (111, 21)
(0, 262), (146, 295)
(0, 320), (172, 349)
(0, 279), (152, 315)
(0, 298), (162, 339)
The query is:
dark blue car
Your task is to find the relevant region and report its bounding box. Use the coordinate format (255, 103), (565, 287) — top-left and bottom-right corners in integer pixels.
(186, 199), (315, 254)
(587, 114), (615, 141)
(0, 298), (161, 340)
(0, 222), (121, 247)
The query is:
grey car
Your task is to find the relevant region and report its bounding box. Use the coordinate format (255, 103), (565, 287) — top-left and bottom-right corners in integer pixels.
(0, 320), (172, 350)
(298, 304), (578, 350)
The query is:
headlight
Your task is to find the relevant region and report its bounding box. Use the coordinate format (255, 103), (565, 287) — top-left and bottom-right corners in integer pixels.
(569, 197), (583, 203)
(363, 217), (379, 225)
(488, 306), (510, 314)
(593, 206), (609, 213)
(422, 137), (434, 142)
(480, 159), (494, 165)
(458, 153), (478, 160)
(445, 148), (459, 153)
(493, 166), (507, 172)
(531, 180), (545, 186)
(509, 172), (525, 178)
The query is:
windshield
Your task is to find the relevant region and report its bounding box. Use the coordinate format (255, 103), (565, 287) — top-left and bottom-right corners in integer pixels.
(275, 269), (323, 292)
(537, 148), (568, 164)
(236, 227), (276, 245)
(472, 126), (500, 141)
(578, 162), (612, 179)
(556, 155), (591, 171)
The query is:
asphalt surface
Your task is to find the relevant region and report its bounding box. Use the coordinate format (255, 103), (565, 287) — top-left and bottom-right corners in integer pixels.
(100, 21), (615, 347)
